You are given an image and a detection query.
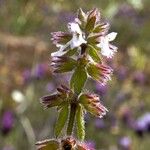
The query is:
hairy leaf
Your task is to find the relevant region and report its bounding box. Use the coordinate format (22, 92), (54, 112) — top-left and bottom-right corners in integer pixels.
(76, 104), (85, 140)
(70, 66), (87, 94)
(85, 17), (96, 32)
(54, 104), (69, 137)
(88, 44), (101, 62)
(77, 8), (86, 23)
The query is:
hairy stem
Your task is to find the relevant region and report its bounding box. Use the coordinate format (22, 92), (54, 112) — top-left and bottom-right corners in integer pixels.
(67, 103), (77, 136)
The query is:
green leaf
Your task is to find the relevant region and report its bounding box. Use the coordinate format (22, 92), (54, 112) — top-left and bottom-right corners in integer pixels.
(54, 104), (69, 137)
(87, 33), (101, 44)
(76, 104), (85, 140)
(85, 9), (97, 32)
(88, 44), (101, 62)
(93, 23), (109, 33)
(70, 66), (87, 94)
(87, 63), (99, 81)
(85, 16), (96, 32)
(77, 8), (86, 23)
(36, 139), (59, 150)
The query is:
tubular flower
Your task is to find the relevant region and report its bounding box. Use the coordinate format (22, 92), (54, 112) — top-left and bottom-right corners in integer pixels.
(68, 23), (87, 49)
(78, 93), (108, 118)
(51, 22), (86, 57)
(97, 32), (118, 58)
(40, 85), (72, 109)
(87, 63), (113, 85)
(51, 56), (77, 73)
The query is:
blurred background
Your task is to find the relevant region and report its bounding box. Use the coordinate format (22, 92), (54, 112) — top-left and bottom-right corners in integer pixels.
(0, 0), (150, 150)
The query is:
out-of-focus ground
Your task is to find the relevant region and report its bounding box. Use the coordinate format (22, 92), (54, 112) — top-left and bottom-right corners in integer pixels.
(0, 0), (150, 150)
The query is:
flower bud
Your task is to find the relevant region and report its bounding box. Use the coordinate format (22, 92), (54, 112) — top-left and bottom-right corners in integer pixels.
(51, 56), (76, 73)
(78, 93), (108, 118)
(77, 8), (87, 28)
(40, 85), (72, 109)
(87, 63), (113, 85)
(51, 32), (72, 46)
(85, 8), (99, 32)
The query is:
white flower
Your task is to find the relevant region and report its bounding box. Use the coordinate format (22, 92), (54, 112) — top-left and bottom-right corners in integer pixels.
(70, 33), (86, 49)
(51, 23), (86, 57)
(68, 23), (87, 49)
(97, 32), (117, 58)
(51, 43), (70, 57)
(68, 22), (82, 33)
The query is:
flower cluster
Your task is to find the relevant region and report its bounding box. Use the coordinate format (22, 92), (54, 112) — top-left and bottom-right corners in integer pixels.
(51, 8), (117, 85)
(37, 8), (117, 150)
(51, 8), (117, 57)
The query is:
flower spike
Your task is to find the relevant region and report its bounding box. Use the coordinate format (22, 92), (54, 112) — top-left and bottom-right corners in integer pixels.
(37, 8), (117, 149)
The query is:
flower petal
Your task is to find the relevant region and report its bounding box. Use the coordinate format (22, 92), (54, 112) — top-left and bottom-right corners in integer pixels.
(107, 32), (117, 42)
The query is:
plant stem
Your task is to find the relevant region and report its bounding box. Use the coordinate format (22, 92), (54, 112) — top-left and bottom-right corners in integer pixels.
(67, 103), (77, 136)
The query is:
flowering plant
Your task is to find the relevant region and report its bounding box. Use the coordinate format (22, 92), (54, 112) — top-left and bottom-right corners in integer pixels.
(36, 8), (117, 150)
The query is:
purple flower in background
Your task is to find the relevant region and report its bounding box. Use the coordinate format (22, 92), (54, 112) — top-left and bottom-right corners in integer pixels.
(116, 92), (126, 102)
(120, 108), (134, 128)
(115, 4), (136, 19)
(119, 136), (131, 150)
(45, 82), (55, 92)
(95, 82), (108, 96)
(34, 63), (47, 79)
(22, 69), (31, 84)
(94, 118), (105, 129)
(85, 141), (96, 150)
(2, 146), (14, 150)
(1, 111), (14, 135)
(116, 66), (127, 80)
(134, 112), (150, 137)
(133, 71), (146, 85)
(59, 11), (75, 23)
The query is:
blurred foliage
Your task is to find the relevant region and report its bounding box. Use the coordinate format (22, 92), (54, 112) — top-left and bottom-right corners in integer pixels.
(0, 0), (150, 150)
